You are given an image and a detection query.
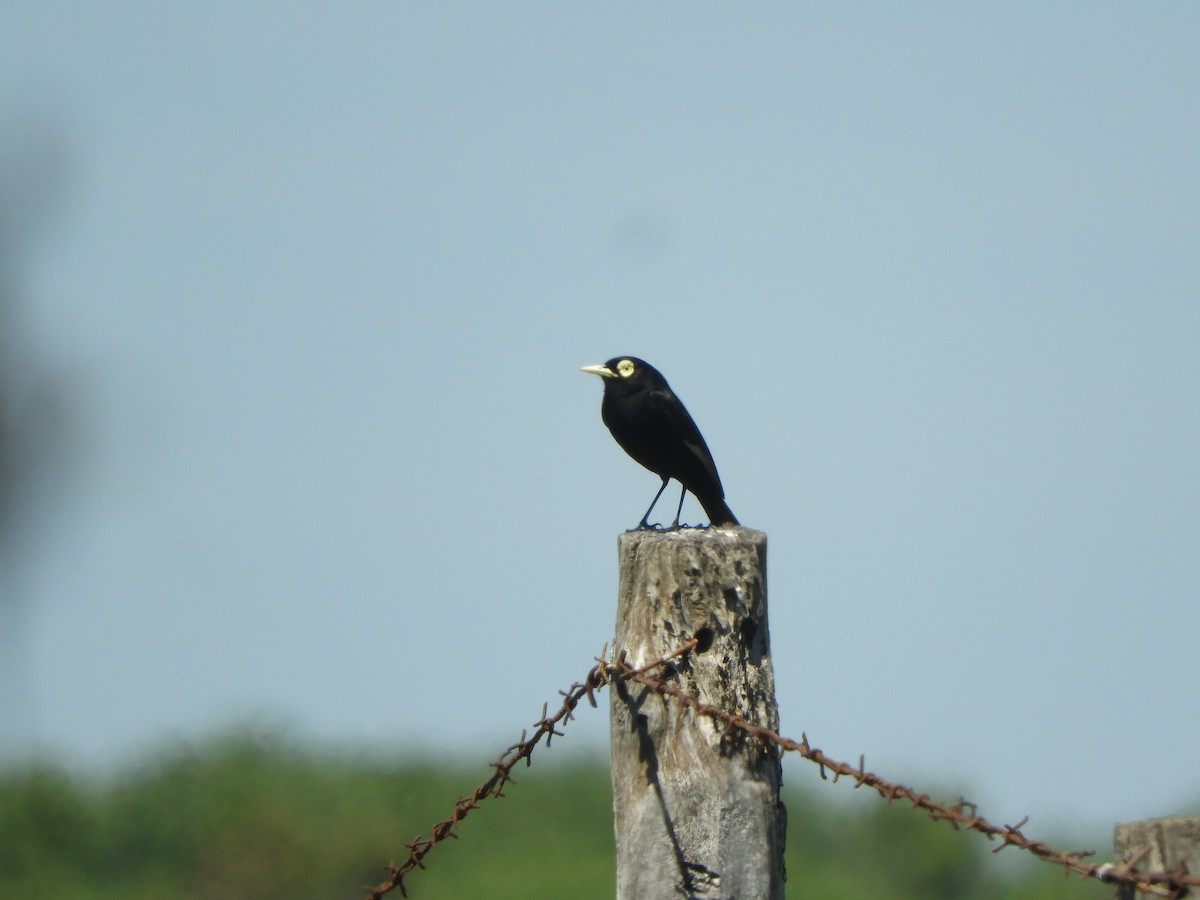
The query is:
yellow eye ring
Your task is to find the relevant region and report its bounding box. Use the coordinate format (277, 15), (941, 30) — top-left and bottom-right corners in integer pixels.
(616, 359), (635, 378)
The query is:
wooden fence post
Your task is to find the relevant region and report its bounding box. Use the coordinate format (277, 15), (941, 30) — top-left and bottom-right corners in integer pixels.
(609, 528), (786, 899)
(1114, 816), (1200, 899)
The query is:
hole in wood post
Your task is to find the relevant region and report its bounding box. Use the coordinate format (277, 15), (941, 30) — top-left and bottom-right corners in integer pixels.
(740, 617), (758, 646)
(694, 626), (714, 653)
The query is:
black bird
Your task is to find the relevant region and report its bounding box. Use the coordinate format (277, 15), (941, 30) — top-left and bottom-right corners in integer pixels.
(581, 357), (738, 529)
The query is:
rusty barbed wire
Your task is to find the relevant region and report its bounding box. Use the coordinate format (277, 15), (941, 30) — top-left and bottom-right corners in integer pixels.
(365, 638), (698, 899)
(614, 651), (1200, 899)
(370, 637), (1197, 899)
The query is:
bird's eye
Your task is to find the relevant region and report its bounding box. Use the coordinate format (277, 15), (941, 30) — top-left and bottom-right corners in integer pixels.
(616, 359), (636, 378)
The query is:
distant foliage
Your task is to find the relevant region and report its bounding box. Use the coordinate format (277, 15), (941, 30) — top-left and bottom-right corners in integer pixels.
(0, 730), (1103, 899)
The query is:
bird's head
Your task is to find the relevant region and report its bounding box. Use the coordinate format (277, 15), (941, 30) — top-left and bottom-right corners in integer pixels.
(580, 357), (665, 393)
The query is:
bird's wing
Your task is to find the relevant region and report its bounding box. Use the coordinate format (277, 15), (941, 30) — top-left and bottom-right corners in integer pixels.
(649, 388), (724, 492)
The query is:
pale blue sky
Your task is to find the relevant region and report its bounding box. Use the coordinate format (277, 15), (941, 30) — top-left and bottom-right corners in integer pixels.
(2, 3), (1198, 835)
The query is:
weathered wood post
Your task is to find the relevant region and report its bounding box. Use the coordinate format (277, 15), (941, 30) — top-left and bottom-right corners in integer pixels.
(1114, 816), (1200, 899)
(609, 527), (785, 899)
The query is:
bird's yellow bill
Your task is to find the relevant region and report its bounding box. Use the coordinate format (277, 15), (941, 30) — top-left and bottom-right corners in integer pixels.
(580, 364), (616, 378)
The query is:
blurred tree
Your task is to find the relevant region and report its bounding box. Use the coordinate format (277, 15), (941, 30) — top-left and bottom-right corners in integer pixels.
(0, 735), (1109, 899)
(0, 102), (75, 756)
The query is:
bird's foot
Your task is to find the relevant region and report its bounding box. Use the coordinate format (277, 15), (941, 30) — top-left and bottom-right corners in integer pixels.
(630, 521), (712, 532)
(631, 520), (667, 532)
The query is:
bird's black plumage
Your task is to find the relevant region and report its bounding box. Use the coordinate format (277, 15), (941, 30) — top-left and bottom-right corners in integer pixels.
(581, 357), (738, 529)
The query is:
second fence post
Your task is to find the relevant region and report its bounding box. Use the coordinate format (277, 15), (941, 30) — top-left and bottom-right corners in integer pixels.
(609, 527), (786, 899)
(1113, 816), (1200, 899)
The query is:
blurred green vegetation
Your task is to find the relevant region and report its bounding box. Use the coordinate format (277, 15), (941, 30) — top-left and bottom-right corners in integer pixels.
(0, 730), (1107, 899)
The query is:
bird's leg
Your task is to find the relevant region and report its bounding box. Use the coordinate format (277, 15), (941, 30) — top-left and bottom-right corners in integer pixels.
(669, 484), (687, 530)
(638, 477), (671, 530)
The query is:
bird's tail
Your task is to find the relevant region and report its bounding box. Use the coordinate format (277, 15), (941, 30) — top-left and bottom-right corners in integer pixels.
(698, 493), (739, 527)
